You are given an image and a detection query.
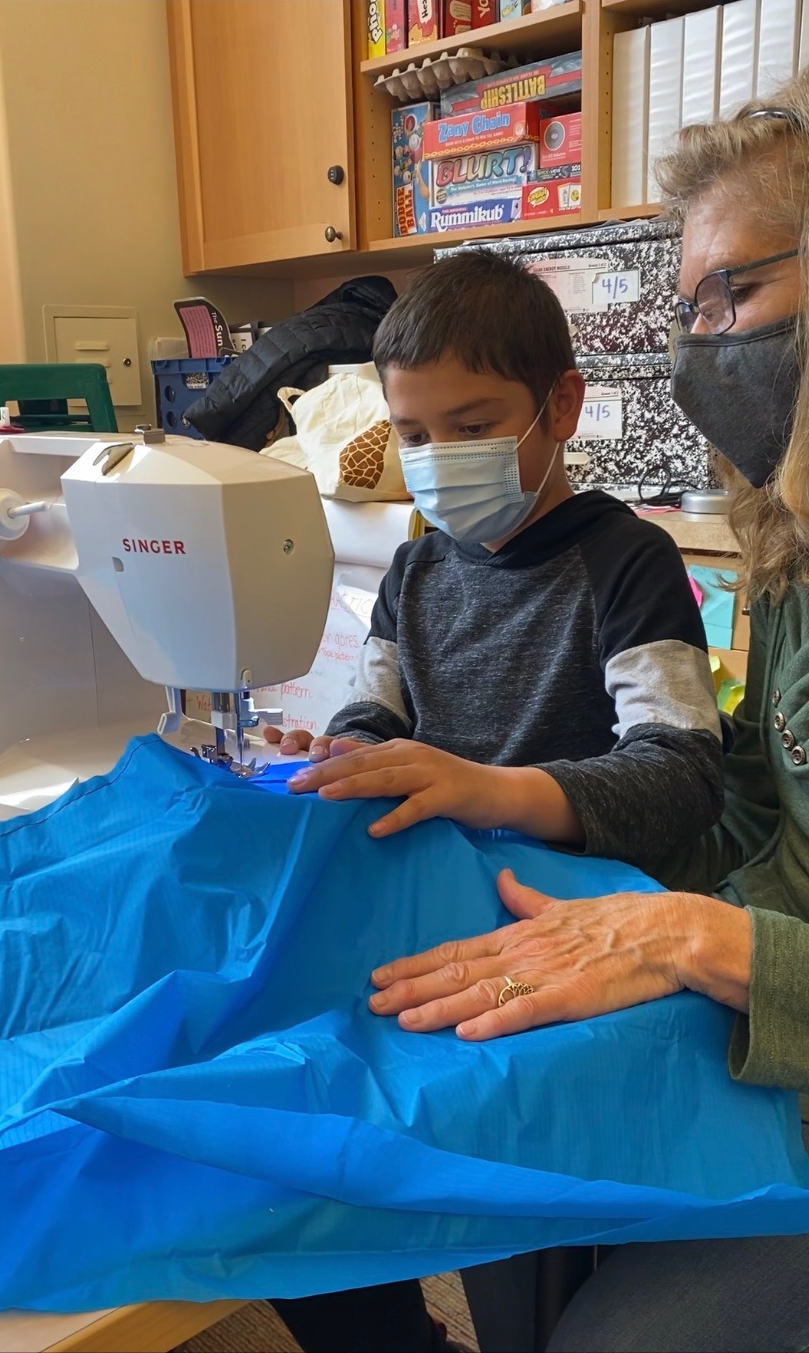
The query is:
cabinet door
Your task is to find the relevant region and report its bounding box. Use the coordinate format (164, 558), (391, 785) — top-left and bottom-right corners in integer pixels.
(167, 0), (355, 270)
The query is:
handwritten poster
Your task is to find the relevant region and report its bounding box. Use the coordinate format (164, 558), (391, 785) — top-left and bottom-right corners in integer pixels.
(250, 570), (381, 735)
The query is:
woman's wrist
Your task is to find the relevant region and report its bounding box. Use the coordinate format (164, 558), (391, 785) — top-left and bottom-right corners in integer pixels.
(674, 892), (753, 1013)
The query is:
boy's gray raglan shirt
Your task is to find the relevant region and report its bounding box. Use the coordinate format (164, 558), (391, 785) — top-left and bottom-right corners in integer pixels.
(325, 490), (723, 874)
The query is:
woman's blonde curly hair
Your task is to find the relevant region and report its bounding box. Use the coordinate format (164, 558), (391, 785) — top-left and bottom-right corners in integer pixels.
(656, 68), (809, 600)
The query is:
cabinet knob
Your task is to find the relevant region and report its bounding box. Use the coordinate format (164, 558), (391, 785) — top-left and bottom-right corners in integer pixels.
(324, 226), (343, 243)
(327, 165), (345, 185)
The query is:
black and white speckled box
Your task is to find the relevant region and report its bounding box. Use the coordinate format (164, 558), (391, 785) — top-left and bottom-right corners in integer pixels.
(436, 218), (681, 355)
(572, 355), (712, 492)
(435, 219), (713, 489)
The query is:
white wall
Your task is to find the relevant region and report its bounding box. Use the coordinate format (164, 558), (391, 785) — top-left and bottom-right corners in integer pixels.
(0, 0), (294, 425)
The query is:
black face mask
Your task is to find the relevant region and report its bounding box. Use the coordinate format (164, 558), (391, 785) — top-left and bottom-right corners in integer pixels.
(671, 316), (801, 487)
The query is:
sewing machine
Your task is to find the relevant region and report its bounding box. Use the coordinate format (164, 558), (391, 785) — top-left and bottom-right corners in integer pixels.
(0, 427), (334, 819)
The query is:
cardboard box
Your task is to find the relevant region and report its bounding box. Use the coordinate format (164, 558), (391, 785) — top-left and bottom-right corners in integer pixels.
(522, 179), (581, 217)
(472, 0), (496, 24)
(440, 52), (583, 115)
(408, 0), (439, 42)
(367, 0), (386, 56)
(431, 142), (539, 204)
(539, 111), (582, 166)
(499, 0), (530, 16)
(423, 101), (543, 159)
(385, 0), (407, 51)
(392, 102), (436, 236)
(427, 196), (522, 233)
(441, 0), (472, 34)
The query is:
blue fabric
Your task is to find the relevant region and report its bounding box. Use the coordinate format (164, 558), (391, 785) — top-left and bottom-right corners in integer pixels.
(2, 734), (809, 1313)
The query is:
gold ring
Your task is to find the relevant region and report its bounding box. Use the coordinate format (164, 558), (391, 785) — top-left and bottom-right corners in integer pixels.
(497, 976), (535, 1007)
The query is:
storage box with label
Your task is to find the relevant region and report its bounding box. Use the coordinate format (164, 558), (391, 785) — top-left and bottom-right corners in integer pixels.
(440, 52), (582, 115)
(435, 219), (711, 491)
(437, 219), (681, 354)
(424, 101), (544, 159)
(392, 102), (436, 236)
(571, 355), (711, 491)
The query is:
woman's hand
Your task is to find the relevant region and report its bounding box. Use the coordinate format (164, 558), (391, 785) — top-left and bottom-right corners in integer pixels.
(368, 870), (753, 1039)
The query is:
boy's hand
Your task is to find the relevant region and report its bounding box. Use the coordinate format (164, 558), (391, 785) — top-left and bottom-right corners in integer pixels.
(263, 727), (367, 762)
(286, 740), (506, 838)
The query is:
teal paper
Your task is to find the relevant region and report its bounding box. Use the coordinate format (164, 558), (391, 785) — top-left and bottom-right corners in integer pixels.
(688, 563), (739, 649)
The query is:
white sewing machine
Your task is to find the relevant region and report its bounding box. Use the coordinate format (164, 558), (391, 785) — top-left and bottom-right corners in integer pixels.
(0, 427), (334, 819)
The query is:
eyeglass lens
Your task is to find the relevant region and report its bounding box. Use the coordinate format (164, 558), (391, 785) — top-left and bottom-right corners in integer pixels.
(693, 271), (734, 333)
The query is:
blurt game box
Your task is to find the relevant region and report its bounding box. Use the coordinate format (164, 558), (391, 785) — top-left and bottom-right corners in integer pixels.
(431, 142), (539, 205)
(440, 52), (582, 114)
(392, 102), (436, 236)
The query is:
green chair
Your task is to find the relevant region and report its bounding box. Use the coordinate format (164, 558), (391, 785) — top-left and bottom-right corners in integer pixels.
(0, 363), (117, 433)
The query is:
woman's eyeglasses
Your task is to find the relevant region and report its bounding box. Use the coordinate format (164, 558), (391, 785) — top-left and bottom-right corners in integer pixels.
(674, 249), (800, 336)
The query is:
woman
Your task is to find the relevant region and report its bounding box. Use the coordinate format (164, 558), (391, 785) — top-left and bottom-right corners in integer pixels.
(364, 68), (809, 1353)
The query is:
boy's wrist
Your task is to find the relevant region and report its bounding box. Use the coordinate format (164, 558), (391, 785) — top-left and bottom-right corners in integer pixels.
(488, 765), (584, 845)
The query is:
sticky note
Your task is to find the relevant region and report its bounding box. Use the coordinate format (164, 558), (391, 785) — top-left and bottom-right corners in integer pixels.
(687, 564), (738, 649)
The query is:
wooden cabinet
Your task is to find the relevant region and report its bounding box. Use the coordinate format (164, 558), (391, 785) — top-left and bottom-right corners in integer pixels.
(166, 0), (356, 271)
(166, 0), (732, 275)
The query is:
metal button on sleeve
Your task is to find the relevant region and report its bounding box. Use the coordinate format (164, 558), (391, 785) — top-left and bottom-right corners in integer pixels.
(774, 712), (786, 732)
(781, 730), (796, 751)
(792, 746), (807, 766)
(772, 688), (782, 706)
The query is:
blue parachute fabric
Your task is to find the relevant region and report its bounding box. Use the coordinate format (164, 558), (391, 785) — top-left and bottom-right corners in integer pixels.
(2, 733), (809, 1312)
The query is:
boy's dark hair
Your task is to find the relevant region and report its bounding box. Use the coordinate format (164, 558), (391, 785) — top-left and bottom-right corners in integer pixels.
(372, 249), (576, 419)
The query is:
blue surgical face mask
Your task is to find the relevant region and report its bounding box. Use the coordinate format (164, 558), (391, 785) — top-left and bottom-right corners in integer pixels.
(399, 394), (559, 544)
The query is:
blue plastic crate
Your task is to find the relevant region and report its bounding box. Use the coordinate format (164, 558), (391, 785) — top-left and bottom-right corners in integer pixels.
(152, 357), (233, 440)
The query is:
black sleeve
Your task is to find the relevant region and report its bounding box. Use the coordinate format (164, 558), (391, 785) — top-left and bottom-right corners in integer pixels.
(540, 520), (725, 875)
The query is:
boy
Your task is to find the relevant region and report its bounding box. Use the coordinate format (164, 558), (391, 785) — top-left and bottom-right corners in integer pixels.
(268, 250), (722, 880)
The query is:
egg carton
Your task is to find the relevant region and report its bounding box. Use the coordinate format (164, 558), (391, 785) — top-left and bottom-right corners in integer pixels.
(374, 48), (515, 103)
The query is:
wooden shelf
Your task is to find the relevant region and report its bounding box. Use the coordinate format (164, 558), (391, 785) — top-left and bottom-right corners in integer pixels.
(360, 2), (583, 76)
(364, 213), (584, 266)
(602, 0), (721, 17)
(597, 203), (662, 220)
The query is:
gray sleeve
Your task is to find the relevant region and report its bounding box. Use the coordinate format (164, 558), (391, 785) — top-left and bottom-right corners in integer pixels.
(541, 525), (726, 875)
(325, 558), (413, 745)
(325, 636), (412, 744)
(654, 599), (779, 893)
(539, 633), (724, 874)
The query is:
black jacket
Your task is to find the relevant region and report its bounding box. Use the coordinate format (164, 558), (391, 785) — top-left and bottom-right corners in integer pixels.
(184, 276), (397, 451)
